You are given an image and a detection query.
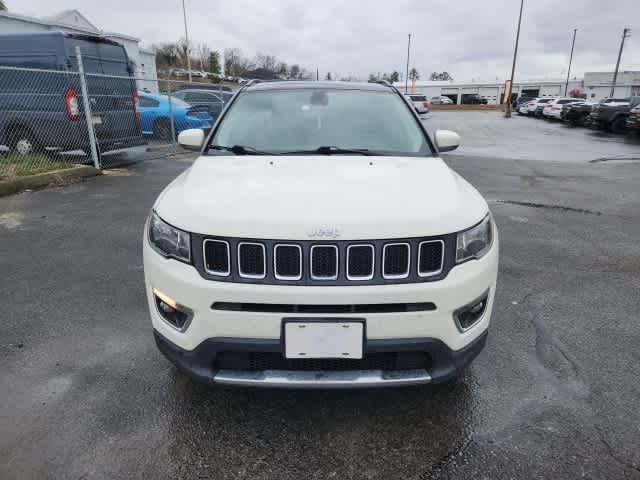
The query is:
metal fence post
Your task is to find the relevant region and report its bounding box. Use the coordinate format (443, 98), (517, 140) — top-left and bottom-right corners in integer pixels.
(167, 83), (176, 145)
(75, 46), (100, 169)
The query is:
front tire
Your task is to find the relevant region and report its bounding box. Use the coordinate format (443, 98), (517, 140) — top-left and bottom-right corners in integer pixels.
(611, 117), (627, 134)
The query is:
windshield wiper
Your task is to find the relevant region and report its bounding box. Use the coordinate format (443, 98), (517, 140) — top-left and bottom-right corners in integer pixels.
(282, 146), (379, 156)
(210, 145), (279, 155)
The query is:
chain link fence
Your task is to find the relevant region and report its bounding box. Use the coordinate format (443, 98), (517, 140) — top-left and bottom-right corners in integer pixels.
(0, 50), (231, 179)
(0, 65), (92, 180)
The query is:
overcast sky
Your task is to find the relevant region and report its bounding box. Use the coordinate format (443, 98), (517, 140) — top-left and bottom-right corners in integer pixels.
(14, 0), (640, 81)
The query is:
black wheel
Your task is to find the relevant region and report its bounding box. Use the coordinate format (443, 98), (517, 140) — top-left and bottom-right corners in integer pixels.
(611, 117), (627, 134)
(7, 127), (40, 155)
(153, 118), (173, 141)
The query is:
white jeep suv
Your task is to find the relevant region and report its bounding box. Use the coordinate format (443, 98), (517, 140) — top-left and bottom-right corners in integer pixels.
(144, 81), (499, 388)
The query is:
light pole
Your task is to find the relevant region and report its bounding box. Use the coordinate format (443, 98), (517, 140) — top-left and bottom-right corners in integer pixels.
(182, 0), (192, 82)
(405, 33), (412, 93)
(610, 28), (631, 97)
(564, 28), (577, 97)
(505, 0), (524, 118)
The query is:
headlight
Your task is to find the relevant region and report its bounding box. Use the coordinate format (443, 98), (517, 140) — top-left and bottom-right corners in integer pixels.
(456, 214), (492, 263)
(148, 211), (191, 263)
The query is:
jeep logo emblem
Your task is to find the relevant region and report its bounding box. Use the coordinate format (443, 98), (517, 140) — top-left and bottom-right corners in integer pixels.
(307, 226), (341, 239)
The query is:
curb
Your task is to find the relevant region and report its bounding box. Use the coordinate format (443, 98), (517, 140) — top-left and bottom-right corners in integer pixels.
(0, 165), (102, 197)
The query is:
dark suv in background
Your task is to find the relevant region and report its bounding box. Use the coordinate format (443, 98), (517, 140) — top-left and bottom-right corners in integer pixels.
(0, 32), (144, 157)
(589, 97), (640, 134)
(461, 94), (488, 105)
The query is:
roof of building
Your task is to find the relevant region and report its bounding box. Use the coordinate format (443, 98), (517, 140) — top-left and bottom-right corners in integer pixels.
(0, 10), (139, 42)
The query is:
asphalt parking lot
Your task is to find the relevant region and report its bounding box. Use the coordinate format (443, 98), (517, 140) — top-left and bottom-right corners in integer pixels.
(1, 111), (639, 479)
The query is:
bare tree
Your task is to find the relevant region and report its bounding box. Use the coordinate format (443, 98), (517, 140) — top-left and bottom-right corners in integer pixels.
(224, 48), (243, 76)
(195, 42), (211, 71)
(290, 64), (301, 79)
(0, 0), (7, 11)
(153, 42), (180, 74)
(277, 62), (289, 78)
(255, 53), (278, 72)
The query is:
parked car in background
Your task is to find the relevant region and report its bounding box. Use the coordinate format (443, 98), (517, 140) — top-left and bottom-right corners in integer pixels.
(461, 94), (487, 105)
(404, 94), (430, 114)
(172, 89), (233, 122)
(590, 97), (640, 134)
(530, 97), (554, 117)
(0, 32), (144, 156)
(514, 96), (535, 110)
(138, 91), (213, 140)
(542, 98), (582, 120)
(518, 99), (537, 115)
(563, 102), (594, 126)
(626, 104), (640, 134)
(430, 96), (453, 105)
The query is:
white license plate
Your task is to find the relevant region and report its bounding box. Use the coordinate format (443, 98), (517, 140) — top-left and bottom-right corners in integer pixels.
(92, 116), (102, 125)
(284, 321), (363, 359)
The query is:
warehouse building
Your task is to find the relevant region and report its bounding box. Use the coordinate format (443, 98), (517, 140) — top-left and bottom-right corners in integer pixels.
(395, 72), (640, 104)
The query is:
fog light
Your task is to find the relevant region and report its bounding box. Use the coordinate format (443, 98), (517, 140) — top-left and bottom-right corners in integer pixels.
(453, 290), (489, 332)
(152, 288), (193, 331)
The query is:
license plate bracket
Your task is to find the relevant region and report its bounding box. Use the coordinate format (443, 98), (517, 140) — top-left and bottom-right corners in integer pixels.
(283, 318), (365, 360)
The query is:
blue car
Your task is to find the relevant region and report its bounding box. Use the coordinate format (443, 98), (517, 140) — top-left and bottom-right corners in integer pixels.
(138, 91), (213, 139)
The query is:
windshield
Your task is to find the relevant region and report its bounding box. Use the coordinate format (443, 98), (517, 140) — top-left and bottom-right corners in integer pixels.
(209, 88), (430, 156)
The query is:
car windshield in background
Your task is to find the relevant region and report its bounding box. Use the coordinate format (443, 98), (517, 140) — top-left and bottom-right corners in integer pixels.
(209, 89), (430, 156)
(410, 95), (427, 101)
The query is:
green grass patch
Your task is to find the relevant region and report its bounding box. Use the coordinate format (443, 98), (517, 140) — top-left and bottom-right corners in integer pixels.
(0, 153), (77, 180)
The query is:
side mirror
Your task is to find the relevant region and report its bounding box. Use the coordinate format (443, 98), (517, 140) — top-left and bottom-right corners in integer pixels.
(177, 129), (205, 151)
(434, 129), (460, 152)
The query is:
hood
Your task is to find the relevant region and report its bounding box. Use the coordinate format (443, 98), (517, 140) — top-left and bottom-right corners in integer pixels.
(155, 155), (488, 240)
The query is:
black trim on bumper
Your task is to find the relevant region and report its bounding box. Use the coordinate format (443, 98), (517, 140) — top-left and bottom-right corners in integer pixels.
(153, 329), (488, 387)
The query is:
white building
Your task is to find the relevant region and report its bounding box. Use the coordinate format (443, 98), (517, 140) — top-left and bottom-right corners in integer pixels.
(0, 9), (158, 92)
(395, 72), (640, 105)
(583, 71), (640, 100)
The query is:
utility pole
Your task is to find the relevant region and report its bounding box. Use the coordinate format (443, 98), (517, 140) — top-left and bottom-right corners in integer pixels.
(564, 28), (577, 96)
(182, 0), (192, 82)
(610, 28), (631, 97)
(317, 68), (319, 81)
(405, 33), (411, 93)
(505, 0), (524, 118)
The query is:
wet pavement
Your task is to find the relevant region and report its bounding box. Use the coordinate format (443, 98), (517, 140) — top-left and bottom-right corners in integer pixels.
(426, 109), (640, 162)
(1, 111), (640, 479)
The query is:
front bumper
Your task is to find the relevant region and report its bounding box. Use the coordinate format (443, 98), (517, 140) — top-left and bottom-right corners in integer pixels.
(144, 228), (498, 387)
(154, 328), (488, 388)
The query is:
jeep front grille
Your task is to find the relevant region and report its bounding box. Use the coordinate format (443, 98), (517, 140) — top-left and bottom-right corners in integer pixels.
(238, 242), (266, 278)
(311, 245), (338, 280)
(198, 235), (451, 285)
(203, 239), (230, 276)
(383, 243), (410, 279)
(418, 240), (444, 277)
(346, 244), (375, 280)
(274, 244), (302, 280)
